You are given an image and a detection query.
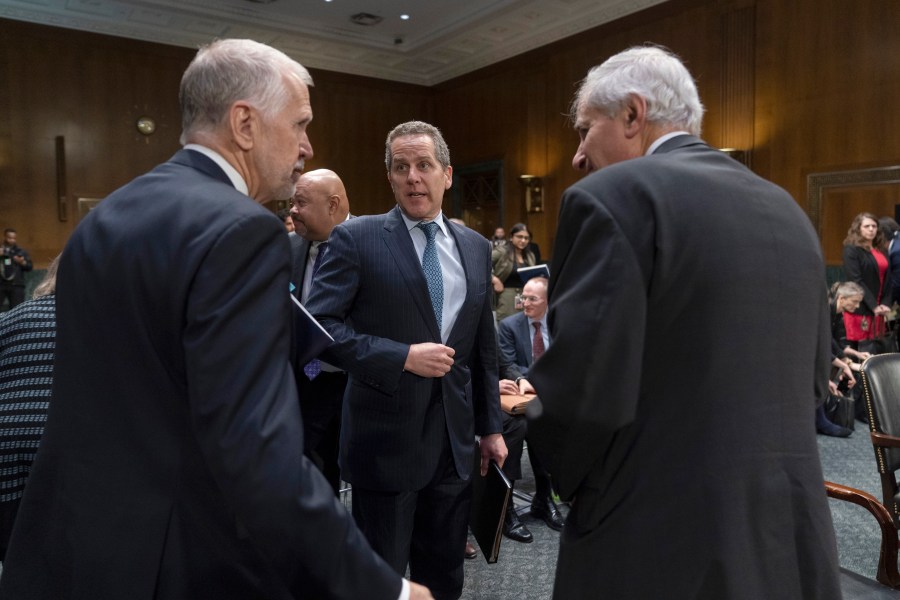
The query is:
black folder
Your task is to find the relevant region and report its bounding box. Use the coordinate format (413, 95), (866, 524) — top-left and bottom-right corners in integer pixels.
(290, 293), (334, 366)
(468, 442), (512, 563)
(516, 263), (550, 283)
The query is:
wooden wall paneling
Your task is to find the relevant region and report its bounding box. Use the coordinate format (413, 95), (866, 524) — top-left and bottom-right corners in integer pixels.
(433, 62), (535, 239)
(755, 0), (900, 212)
(0, 19), (190, 265)
(304, 70), (432, 218)
(720, 6), (755, 163)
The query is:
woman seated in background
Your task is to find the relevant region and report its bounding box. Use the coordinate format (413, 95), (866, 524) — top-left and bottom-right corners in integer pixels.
(491, 222), (536, 322)
(824, 281), (870, 433)
(842, 212), (892, 352)
(831, 281), (871, 369)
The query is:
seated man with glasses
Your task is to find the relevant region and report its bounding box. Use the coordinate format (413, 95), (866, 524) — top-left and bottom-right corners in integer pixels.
(497, 276), (564, 541)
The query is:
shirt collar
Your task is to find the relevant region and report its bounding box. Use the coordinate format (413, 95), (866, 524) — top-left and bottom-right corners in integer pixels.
(527, 313), (548, 329)
(183, 144), (249, 196)
(400, 209), (448, 236)
(646, 131), (690, 156)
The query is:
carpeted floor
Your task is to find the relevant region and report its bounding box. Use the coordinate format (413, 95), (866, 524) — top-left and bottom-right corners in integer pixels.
(459, 420), (889, 599)
(461, 448), (561, 600)
(0, 424), (880, 597)
(818, 418), (886, 580)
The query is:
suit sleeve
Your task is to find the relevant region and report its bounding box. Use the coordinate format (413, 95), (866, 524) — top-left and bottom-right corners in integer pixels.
(307, 224), (410, 394)
(182, 213), (400, 600)
(815, 290), (832, 407)
(527, 186), (647, 500)
(497, 319), (525, 381)
(471, 242), (503, 436)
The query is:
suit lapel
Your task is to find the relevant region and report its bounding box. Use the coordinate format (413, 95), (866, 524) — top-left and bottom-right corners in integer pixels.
(382, 207), (442, 340)
(519, 314), (533, 366)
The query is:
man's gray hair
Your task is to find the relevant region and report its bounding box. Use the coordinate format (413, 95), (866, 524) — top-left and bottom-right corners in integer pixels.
(384, 121), (451, 170)
(571, 45), (705, 136)
(179, 39), (313, 144)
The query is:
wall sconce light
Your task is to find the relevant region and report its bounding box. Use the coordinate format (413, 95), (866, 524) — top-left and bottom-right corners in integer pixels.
(519, 175), (543, 213)
(136, 116), (157, 136)
(720, 148), (750, 167)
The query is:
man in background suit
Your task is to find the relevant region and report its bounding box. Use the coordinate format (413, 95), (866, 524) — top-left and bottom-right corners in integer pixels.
(0, 39), (430, 600)
(307, 120), (507, 600)
(289, 168), (350, 495)
(527, 45), (841, 599)
(496, 276), (563, 542)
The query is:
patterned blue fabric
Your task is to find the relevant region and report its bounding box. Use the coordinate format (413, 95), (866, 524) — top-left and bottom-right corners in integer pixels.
(303, 242), (328, 380)
(417, 221), (443, 328)
(0, 294), (55, 503)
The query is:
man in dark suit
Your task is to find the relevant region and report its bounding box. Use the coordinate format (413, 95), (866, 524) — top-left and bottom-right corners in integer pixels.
(527, 46), (841, 599)
(288, 168), (351, 495)
(307, 120), (507, 600)
(0, 39), (431, 600)
(0, 228), (32, 311)
(496, 276), (563, 542)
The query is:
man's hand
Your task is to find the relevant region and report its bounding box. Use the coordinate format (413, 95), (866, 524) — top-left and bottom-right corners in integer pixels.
(12, 254), (25, 265)
(479, 433), (507, 476)
(408, 581), (434, 600)
(828, 380), (839, 395)
(499, 379), (519, 395)
(517, 378), (535, 395)
(404, 343), (455, 378)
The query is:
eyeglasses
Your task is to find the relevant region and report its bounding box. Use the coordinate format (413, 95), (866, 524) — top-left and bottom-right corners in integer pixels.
(511, 234), (531, 241)
(515, 295), (543, 304)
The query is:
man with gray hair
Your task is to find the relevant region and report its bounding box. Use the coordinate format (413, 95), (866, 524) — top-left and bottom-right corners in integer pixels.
(0, 39), (431, 600)
(527, 45), (841, 598)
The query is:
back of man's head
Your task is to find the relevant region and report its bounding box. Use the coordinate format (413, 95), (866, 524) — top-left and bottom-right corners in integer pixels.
(571, 45), (705, 136)
(179, 39), (313, 145)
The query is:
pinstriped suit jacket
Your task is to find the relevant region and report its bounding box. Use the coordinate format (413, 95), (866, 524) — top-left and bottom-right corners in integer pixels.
(307, 206), (502, 491)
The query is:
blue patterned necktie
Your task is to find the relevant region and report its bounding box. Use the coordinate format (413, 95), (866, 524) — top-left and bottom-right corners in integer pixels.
(417, 221), (443, 328)
(303, 242), (328, 380)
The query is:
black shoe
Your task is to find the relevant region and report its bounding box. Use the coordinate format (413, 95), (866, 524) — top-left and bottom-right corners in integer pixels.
(504, 506), (533, 543)
(464, 542), (478, 560)
(817, 423), (853, 438)
(531, 495), (565, 531)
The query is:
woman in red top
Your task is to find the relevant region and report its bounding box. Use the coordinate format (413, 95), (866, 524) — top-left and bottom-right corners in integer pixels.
(842, 212), (892, 349)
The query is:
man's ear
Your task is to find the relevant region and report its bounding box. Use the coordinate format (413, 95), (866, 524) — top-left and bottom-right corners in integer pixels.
(622, 94), (647, 139)
(444, 165), (453, 190)
(230, 101), (255, 151)
(327, 194), (340, 215)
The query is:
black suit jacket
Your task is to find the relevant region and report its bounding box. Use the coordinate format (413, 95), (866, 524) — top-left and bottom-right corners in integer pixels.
(842, 243), (890, 315)
(528, 136), (841, 599)
(0, 149), (399, 600)
(307, 207), (502, 491)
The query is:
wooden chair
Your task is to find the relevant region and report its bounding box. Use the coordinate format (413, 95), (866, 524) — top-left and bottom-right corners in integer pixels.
(825, 481), (900, 595)
(860, 352), (900, 526)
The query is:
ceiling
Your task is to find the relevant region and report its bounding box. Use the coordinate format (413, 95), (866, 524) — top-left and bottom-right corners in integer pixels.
(0, 0), (668, 86)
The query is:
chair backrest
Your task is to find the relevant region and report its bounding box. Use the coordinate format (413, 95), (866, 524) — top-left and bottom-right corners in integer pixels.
(860, 353), (900, 522)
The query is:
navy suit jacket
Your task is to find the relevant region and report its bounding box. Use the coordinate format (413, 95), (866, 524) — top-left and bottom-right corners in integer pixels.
(0, 149), (399, 600)
(307, 206), (502, 491)
(497, 311), (546, 381)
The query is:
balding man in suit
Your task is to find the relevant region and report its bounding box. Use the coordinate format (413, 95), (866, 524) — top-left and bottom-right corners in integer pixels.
(289, 168), (351, 495)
